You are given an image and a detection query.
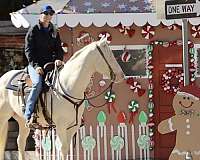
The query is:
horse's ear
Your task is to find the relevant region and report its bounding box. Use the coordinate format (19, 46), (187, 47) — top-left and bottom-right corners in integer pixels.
(99, 36), (108, 46)
(100, 35), (105, 41)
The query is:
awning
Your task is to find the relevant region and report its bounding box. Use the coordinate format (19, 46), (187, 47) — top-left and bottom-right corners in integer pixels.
(10, 0), (200, 28)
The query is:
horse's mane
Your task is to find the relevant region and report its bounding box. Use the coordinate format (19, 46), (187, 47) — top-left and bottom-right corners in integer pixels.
(67, 41), (97, 62)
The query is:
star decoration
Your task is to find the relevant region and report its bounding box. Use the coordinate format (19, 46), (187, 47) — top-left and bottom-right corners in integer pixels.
(102, 2), (110, 8)
(87, 8), (96, 13)
(118, 4), (127, 10)
(129, 0), (139, 2)
(130, 6), (139, 11)
(84, 2), (92, 7)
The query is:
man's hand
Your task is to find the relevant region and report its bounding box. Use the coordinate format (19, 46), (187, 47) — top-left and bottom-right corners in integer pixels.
(36, 67), (44, 75)
(55, 59), (64, 66)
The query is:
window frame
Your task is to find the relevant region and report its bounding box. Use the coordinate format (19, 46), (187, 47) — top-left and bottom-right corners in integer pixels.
(110, 45), (148, 78)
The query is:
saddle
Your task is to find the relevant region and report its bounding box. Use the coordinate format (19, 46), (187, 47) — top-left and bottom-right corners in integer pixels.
(6, 62), (56, 129)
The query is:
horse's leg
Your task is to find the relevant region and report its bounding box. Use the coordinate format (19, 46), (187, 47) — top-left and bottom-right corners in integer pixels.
(56, 126), (72, 160)
(0, 119), (8, 160)
(13, 115), (30, 160)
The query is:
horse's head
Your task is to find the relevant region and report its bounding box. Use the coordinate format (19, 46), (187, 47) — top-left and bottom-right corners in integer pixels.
(95, 37), (124, 83)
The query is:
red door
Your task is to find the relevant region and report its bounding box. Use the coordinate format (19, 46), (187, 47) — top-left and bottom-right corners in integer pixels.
(153, 45), (183, 159)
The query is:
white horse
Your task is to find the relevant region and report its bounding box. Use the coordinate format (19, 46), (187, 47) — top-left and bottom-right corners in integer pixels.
(0, 37), (124, 160)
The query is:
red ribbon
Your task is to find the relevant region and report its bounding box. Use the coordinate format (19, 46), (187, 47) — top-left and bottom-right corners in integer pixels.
(107, 102), (117, 114)
(129, 111), (138, 124)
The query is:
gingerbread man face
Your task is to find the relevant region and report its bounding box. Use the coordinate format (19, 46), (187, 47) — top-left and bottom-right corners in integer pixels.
(172, 85), (200, 116)
(173, 93), (200, 115)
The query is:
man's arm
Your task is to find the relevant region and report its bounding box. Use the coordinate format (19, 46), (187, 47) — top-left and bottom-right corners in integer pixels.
(25, 26), (40, 69)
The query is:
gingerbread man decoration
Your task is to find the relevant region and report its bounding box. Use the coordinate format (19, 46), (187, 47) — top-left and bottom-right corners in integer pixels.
(158, 85), (200, 160)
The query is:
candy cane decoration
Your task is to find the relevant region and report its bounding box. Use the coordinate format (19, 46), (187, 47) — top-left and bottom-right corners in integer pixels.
(128, 100), (139, 124)
(104, 91), (117, 114)
(121, 50), (131, 62)
(141, 25), (155, 39)
(98, 32), (112, 43)
(191, 25), (200, 38)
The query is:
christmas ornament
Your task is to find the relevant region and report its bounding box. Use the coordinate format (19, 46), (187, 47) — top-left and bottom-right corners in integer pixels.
(77, 31), (93, 45)
(191, 25), (200, 38)
(121, 50), (131, 62)
(104, 91), (117, 114)
(141, 25), (155, 40)
(98, 32), (112, 43)
(128, 100), (139, 124)
(117, 24), (135, 37)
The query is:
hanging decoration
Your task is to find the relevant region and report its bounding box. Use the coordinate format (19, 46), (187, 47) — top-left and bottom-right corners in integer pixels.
(161, 69), (184, 93)
(117, 111), (126, 124)
(141, 25), (155, 40)
(128, 100), (139, 124)
(121, 49), (131, 62)
(104, 91), (117, 114)
(126, 78), (146, 97)
(98, 32), (112, 43)
(191, 25), (200, 38)
(77, 31), (93, 45)
(146, 44), (155, 151)
(116, 24), (135, 38)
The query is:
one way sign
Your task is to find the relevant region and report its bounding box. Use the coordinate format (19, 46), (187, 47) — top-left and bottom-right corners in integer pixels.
(165, 0), (200, 19)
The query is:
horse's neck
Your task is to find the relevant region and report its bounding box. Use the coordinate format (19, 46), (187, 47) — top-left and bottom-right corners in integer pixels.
(59, 51), (96, 98)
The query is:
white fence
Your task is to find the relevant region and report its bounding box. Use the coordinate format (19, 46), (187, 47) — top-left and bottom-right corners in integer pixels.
(34, 124), (151, 160)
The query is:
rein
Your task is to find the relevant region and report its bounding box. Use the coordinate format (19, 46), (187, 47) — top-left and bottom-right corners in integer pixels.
(49, 44), (116, 130)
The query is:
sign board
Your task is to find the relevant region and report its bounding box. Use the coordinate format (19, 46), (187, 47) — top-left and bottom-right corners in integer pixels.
(165, 0), (200, 19)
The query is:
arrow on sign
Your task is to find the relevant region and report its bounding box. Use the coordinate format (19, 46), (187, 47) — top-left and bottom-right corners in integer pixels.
(165, 0), (200, 19)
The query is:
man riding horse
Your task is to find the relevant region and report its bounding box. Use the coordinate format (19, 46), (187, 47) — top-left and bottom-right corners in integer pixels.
(24, 5), (64, 127)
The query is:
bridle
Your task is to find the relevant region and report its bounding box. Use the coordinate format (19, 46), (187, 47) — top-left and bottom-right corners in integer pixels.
(49, 44), (117, 130)
(54, 44), (117, 101)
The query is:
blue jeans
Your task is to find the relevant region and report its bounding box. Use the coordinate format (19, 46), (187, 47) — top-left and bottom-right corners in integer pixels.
(24, 65), (43, 120)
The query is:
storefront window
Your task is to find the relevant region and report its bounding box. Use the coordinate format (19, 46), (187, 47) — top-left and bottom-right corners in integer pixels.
(0, 48), (27, 76)
(111, 45), (147, 77)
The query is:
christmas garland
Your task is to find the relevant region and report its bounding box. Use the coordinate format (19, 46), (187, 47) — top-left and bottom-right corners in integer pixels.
(161, 69), (184, 93)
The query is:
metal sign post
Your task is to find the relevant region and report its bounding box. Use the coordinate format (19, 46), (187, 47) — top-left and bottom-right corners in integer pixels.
(165, 0), (199, 86)
(182, 18), (190, 86)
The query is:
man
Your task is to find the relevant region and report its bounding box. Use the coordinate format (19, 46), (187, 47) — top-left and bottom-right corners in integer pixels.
(24, 5), (64, 127)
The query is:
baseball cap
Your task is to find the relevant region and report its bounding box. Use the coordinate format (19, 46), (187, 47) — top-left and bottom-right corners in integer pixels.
(41, 5), (55, 15)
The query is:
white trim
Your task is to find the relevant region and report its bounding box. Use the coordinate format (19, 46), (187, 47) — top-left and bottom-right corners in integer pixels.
(193, 44), (200, 77)
(11, 12), (200, 28)
(168, 118), (175, 132)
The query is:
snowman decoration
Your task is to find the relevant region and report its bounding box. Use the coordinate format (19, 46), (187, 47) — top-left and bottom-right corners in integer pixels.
(158, 85), (200, 160)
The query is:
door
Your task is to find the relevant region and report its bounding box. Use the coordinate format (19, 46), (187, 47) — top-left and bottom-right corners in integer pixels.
(153, 45), (183, 159)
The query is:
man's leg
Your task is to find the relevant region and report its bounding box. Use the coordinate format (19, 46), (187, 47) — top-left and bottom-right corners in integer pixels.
(24, 65), (42, 122)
